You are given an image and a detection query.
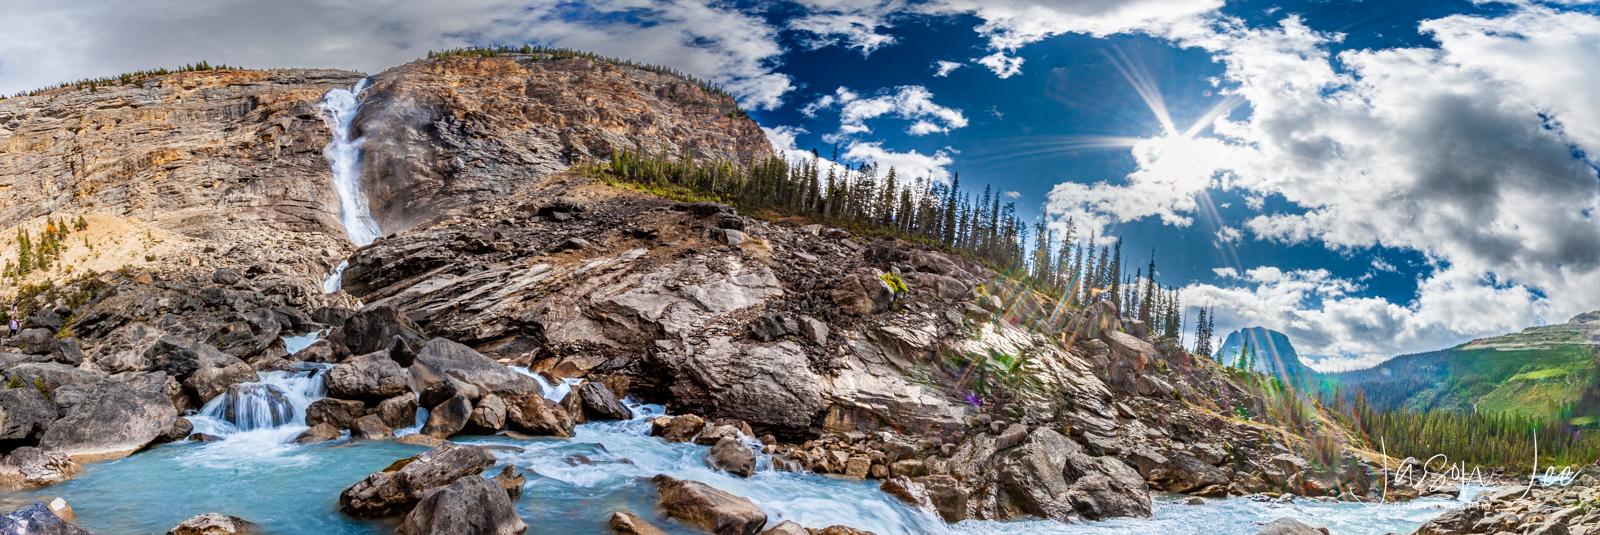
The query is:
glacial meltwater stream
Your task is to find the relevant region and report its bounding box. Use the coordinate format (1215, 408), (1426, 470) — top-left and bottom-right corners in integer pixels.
(0, 365), (1465, 534)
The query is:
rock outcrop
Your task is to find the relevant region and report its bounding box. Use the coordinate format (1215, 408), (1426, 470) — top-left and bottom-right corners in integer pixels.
(166, 513), (257, 535)
(339, 443), (497, 518)
(396, 475), (527, 535)
(39, 380), (178, 462)
(652, 475), (768, 535)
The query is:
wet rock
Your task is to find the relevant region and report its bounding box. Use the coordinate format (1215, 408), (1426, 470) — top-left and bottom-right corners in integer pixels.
(184, 363), (258, 403)
(306, 399), (367, 430)
(396, 474), (527, 535)
(421, 395), (472, 438)
(39, 379), (178, 462)
(0, 447), (81, 489)
(1255, 517), (1328, 535)
(830, 273), (893, 316)
(559, 390), (586, 425)
(188, 433), (224, 443)
(609, 512), (669, 535)
(652, 474), (767, 535)
(339, 443), (498, 518)
(505, 395), (574, 438)
(329, 305), (427, 358)
(651, 414), (705, 443)
(166, 513), (257, 535)
(694, 424), (740, 446)
(0, 503), (94, 534)
(45, 498), (71, 521)
(377, 393), (420, 430)
(705, 436), (756, 477)
(326, 350), (410, 401)
(290, 422), (342, 444)
(289, 341), (337, 364)
(759, 521), (809, 535)
(490, 466), (525, 502)
(0, 388), (58, 441)
(351, 415), (396, 440)
(410, 339), (538, 407)
(154, 417), (195, 444)
(212, 384), (293, 429)
(468, 394), (507, 433)
(578, 383), (631, 421)
(994, 428), (1151, 522)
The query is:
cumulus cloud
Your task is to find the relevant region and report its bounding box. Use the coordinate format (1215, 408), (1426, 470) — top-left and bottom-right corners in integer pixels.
(1053, 6), (1600, 362)
(925, 0), (1225, 77)
(840, 141), (955, 183)
(933, 60), (965, 77)
(787, 0), (906, 56)
(0, 0), (794, 109)
(804, 86), (968, 138)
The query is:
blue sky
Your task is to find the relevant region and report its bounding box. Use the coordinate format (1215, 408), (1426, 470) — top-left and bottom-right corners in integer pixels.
(4, 0), (1599, 369)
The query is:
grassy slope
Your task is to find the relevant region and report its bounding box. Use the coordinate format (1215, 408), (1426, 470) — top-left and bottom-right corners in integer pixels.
(1326, 322), (1600, 426)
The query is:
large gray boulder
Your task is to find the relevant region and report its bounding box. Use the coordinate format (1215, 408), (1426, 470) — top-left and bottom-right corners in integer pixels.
(504, 395), (574, 438)
(339, 443), (497, 518)
(1154, 451), (1231, 493)
(39, 379), (179, 462)
(377, 393), (420, 429)
(0, 503), (94, 534)
(994, 428), (1151, 522)
(577, 383), (631, 421)
(409, 339), (539, 407)
(705, 436), (756, 478)
(183, 363), (258, 404)
(305, 399), (367, 430)
(4, 363), (108, 395)
(396, 475), (527, 535)
(420, 395), (471, 439)
(11, 329), (54, 356)
(0, 388), (57, 441)
(652, 474), (767, 535)
(329, 305), (427, 357)
(326, 350), (410, 401)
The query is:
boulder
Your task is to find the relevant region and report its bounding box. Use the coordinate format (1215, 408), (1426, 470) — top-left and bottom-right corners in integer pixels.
(326, 350), (410, 401)
(578, 383), (632, 421)
(759, 522), (809, 535)
(39, 380), (178, 462)
(166, 513), (257, 535)
(829, 274), (893, 316)
(396, 475), (527, 535)
(339, 443), (498, 518)
(145, 335), (248, 378)
(0, 387), (58, 441)
(1413, 499), (1485, 535)
(21, 310), (63, 333)
(1256, 518), (1329, 535)
(705, 436), (756, 477)
(0, 447), (81, 488)
(994, 428), (1151, 522)
(410, 339), (539, 407)
(468, 394), (507, 433)
(155, 417), (195, 444)
(652, 474), (767, 535)
(0, 503), (93, 534)
(328, 305), (427, 357)
(1155, 452), (1231, 493)
(609, 512), (669, 535)
(47, 339), (84, 367)
(350, 415), (396, 440)
(651, 414), (706, 443)
(305, 399), (367, 430)
(797, 316), (829, 346)
(184, 363), (258, 403)
(377, 393), (420, 429)
(11, 329), (54, 355)
(290, 422), (342, 444)
(421, 395), (472, 439)
(505, 395), (574, 438)
(490, 466), (525, 502)
(289, 341), (337, 364)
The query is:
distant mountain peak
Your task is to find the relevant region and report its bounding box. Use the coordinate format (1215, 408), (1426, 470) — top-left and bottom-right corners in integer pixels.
(1216, 327), (1312, 380)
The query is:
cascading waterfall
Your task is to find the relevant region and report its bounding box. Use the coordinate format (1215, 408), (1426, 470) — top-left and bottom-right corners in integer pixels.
(319, 79), (381, 248)
(190, 365), (330, 435)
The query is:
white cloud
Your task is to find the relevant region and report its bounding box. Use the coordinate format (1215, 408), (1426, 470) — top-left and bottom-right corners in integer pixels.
(933, 60), (965, 77)
(1215, 226), (1242, 244)
(0, 0), (794, 109)
(1051, 6), (1600, 363)
(840, 141), (955, 183)
(1003, 190), (1021, 199)
(787, 0), (905, 56)
(924, 0), (1225, 77)
(1371, 258), (1398, 273)
(805, 86), (968, 138)
(975, 52), (1025, 78)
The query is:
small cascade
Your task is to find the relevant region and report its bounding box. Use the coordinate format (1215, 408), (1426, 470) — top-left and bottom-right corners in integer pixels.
(192, 365), (330, 435)
(319, 79), (381, 246)
(322, 260), (348, 294)
(513, 367), (583, 402)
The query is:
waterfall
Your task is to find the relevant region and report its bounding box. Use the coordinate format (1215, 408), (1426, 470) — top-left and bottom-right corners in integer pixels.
(319, 79), (381, 247)
(192, 366), (330, 434)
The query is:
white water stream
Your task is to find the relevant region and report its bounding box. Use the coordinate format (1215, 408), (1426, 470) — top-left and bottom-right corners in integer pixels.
(320, 79), (381, 248)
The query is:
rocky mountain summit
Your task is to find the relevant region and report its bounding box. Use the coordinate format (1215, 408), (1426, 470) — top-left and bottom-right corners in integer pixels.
(0, 54), (1545, 535)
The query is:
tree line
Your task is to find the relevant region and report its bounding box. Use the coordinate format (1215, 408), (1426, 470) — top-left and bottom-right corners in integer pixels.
(3, 215), (88, 280)
(4, 61), (238, 100)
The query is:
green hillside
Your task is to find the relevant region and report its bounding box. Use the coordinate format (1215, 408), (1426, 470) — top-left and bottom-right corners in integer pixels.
(1326, 312), (1600, 428)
